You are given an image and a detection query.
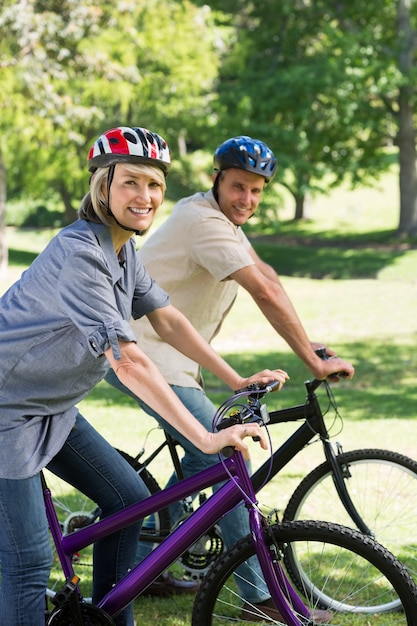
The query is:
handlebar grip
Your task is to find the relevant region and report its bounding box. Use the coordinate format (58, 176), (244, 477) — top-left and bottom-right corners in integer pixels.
(265, 380), (281, 393)
(221, 434), (261, 457)
(221, 446), (235, 458)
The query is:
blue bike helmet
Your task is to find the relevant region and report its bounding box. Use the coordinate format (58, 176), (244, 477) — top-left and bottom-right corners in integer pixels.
(213, 135), (277, 183)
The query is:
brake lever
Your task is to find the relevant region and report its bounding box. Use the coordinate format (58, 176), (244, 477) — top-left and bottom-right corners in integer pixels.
(218, 394), (272, 457)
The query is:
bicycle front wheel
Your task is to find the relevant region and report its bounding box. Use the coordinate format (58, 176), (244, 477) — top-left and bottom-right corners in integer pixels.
(283, 448), (417, 589)
(192, 520), (417, 626)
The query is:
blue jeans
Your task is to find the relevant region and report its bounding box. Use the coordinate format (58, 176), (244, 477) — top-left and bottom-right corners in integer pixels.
(105, 370), (270, 603)
(0, 413), (148, 626)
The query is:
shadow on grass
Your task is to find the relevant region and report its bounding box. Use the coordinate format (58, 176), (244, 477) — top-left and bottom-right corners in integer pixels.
(7, 225), (414, 280)
(252, 239), (410, 279)
(8, 239), (407, 280)
(83, 339), (417, 424)
(201, 339), (417, 422)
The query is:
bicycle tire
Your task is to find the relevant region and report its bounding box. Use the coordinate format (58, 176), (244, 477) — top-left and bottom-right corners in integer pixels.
(192, 519), (417, 625)
(282, 448), (417, 598)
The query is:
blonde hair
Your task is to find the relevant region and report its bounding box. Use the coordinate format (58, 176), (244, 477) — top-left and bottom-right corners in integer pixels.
(79, 162), (166, 224)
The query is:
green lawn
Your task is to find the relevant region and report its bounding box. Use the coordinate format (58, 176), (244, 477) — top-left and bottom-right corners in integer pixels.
(2, 170), (417, 625)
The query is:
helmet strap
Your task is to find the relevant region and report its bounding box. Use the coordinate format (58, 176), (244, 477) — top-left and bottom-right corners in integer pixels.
(212, 171), (221, 203)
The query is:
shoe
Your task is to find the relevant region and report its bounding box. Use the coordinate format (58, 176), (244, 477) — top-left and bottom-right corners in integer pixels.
(143, 571), (200, 596)
(241, 598), (333, 623)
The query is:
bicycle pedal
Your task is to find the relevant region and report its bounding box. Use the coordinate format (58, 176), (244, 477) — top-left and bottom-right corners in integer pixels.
(51, 575), (80, 607)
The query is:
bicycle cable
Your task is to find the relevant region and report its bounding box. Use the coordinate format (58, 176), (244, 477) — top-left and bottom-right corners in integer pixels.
(212, 389), (275, 509)
(304, 379), (344, 443)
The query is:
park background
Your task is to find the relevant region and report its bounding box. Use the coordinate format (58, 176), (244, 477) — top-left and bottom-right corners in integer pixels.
(2, 166), (417, 625)
(1, 1), (417, 623)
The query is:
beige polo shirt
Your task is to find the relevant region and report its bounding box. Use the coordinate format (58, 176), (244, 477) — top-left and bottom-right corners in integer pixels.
(133, 189), (254, 388)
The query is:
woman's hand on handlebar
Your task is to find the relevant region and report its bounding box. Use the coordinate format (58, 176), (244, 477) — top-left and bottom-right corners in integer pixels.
(235, 368), (290, 392)
(202, 423), (268, 460)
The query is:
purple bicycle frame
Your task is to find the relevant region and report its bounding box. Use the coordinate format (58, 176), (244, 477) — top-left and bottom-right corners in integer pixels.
(44, 451), (308, 625)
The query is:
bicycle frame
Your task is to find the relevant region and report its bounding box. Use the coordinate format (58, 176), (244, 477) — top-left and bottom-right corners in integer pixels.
(137, 378), (373, 538)
(251, 379), (373, 535)
(43, 449), (308, 625)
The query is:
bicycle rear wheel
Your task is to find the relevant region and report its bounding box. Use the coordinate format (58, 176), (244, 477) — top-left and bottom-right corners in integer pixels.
(283, 448), (417, 597)
(192, 520), (417, 625)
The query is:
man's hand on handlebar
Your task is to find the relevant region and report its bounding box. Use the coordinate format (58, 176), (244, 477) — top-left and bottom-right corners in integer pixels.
(311, 344), (354, 382)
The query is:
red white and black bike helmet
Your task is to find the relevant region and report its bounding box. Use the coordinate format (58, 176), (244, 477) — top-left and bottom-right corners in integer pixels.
(213, 135), (277, 183)
(88, 126), (171, 176)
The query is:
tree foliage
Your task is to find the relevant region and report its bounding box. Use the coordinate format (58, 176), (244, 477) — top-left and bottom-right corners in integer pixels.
(1, 0), (417, 276)
(212, 0), (417, 228)
(0, 0), (223, 219)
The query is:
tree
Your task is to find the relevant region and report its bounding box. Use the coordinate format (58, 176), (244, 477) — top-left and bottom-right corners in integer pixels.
(0, 0), (116, 274)
(396, 0), (417, 233)
(0, 150), (6, 278)
(0, 0), (224, 274)
(211, 0), (417, 234)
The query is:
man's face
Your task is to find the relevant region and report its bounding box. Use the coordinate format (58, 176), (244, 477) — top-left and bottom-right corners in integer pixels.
(215, 168), (265, 226)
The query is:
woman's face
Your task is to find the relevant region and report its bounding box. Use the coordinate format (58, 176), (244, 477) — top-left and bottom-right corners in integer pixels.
(108, 164), (164, 234)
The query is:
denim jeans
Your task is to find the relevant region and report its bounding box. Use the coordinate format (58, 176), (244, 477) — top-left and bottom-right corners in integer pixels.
(105, 370), (270, 603)
(0, 412), (148, 626)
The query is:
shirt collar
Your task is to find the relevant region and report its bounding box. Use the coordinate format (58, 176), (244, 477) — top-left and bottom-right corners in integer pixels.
(87, 221), (128, 285)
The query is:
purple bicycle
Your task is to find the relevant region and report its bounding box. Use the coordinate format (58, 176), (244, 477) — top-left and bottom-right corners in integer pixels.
(43, 383), (417, 625)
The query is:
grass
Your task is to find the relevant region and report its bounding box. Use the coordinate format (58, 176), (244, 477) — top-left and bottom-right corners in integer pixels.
(2, 169), (417, 624)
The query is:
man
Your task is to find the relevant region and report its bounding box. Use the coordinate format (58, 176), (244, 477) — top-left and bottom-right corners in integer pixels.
(106, 135), (353, 622)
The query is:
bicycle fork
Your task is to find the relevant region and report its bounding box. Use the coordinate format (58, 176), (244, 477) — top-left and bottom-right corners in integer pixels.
(234, 453), (309, 626)
(324, 441), (374, 536)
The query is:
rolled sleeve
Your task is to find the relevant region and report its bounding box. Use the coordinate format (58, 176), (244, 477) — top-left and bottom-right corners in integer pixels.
(88, 318), (136, 360)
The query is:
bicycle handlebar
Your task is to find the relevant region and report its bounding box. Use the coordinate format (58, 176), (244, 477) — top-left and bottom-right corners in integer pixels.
(216, 348), (350, 457)
(217, 380), (280, 458)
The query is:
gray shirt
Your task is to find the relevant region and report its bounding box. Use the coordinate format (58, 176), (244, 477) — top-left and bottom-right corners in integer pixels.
(0, 219), (169, 479)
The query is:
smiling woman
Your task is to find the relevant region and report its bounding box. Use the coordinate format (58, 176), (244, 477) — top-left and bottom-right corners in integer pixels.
(84, 163), (166, 242)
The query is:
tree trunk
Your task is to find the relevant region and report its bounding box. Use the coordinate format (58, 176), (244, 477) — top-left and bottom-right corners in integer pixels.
(397, 87), (417, 234)
(396, 0), (417, 235)
(58, 184), (77, 224)
(178, 129), (187, 158)
(0, 150), (8, 278)
(293, 190), (312, 221)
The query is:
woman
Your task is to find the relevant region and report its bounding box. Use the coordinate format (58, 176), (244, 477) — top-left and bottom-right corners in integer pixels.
(0, 126), (288, 626)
